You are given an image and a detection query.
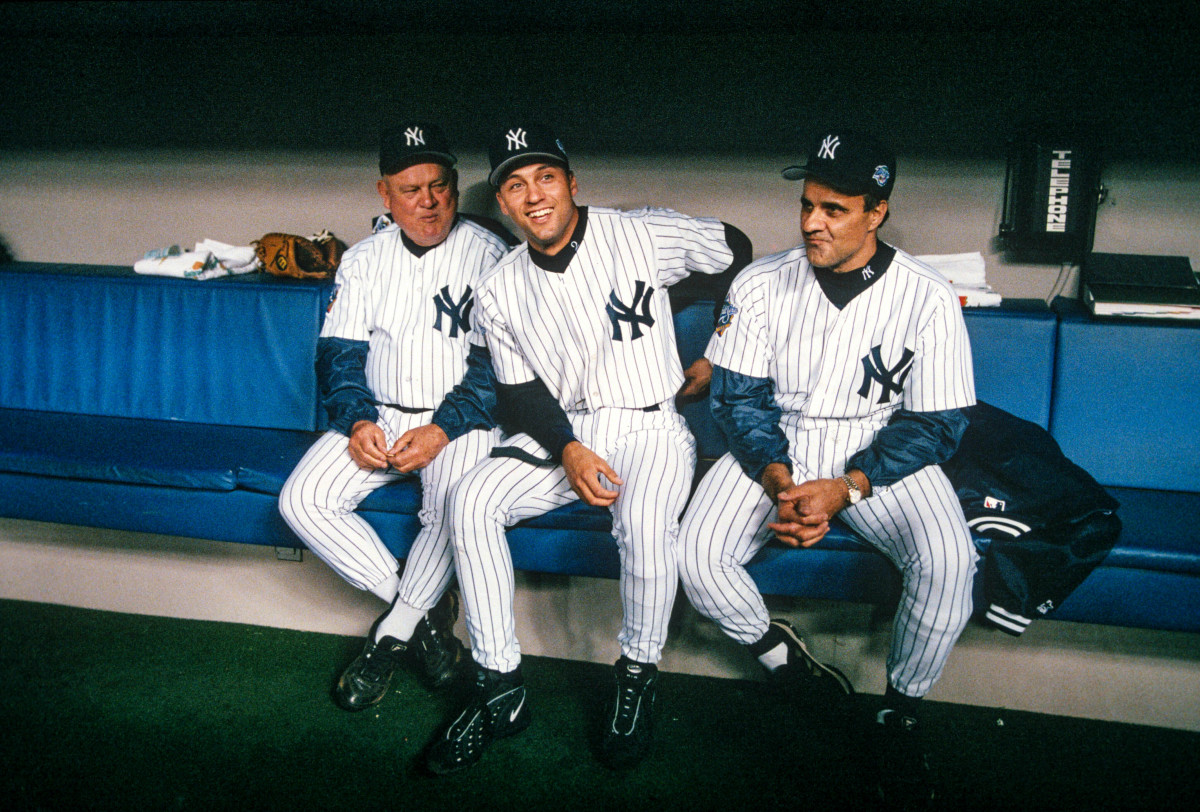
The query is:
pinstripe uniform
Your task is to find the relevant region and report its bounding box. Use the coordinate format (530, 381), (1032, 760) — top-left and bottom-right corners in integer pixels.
(451, 206), (734, 673)
(678, 245), (978, 697)
(279, 216), (510, 611)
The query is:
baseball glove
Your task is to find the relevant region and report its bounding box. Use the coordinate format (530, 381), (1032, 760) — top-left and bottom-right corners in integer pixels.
(254, 230), (347, 279)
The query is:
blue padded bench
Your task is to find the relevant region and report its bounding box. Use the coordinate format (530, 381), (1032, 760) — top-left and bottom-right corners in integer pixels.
(0, 263), (330, 547)
(1042, 299), (1200, 632)
(2, 260), (1195, 633)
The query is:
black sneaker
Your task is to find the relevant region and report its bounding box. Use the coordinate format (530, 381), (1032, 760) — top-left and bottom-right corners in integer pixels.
(333, 590), (463, 710)
(424, 665), (530, 775)
(334, 635), (409, 711)
(767, 619), (855, 700)
(409, 590), (465, 690)
(596, 657), (658, 771)
(875, 709), (936, 810)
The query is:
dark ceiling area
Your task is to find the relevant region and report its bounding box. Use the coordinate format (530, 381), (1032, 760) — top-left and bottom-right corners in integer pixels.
(2, 2), (1198, 161)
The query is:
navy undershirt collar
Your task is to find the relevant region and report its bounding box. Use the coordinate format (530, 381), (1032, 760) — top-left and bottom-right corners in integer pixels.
(813, 242), (896, 309)
(400, 215), (459, 258)
(528, 206), (589, 273)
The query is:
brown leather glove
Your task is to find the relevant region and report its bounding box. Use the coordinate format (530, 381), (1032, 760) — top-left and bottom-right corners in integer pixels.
(254, 230), (347, 279)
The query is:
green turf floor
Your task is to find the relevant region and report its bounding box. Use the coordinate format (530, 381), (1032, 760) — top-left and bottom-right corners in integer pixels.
(1, 598), (1196, 811)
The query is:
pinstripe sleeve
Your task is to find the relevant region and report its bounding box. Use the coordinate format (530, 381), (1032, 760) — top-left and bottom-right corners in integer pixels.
(704, 268), (772, 379)
(905, 286), (976, 412)
(641, 208), (737, 288)
(476, 286), (537, 387)
(319, 240), (373, 341)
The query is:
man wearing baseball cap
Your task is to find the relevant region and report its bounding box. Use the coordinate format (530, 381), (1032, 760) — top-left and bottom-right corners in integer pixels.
(280, 121), (516, 716)
(422, 121), (752, 775)
(677, 128), (977, 808)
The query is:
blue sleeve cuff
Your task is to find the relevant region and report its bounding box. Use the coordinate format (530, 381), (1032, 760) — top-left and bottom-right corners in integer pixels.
(846, 407), (969, 489)
(710, 365), (791, 484)
(431, 344), (499, 442)
(316, 337), (378, 436)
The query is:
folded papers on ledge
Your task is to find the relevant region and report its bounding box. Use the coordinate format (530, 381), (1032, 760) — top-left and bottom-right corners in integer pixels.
(917, 251), (1002, 307)
(134, 239), (262, 280)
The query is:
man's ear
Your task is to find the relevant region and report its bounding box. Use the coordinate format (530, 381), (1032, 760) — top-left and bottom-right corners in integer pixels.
(868, 199), (888, 231)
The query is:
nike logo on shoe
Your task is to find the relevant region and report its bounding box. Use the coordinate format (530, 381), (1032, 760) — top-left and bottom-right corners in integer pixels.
(508, 692), (526, 723)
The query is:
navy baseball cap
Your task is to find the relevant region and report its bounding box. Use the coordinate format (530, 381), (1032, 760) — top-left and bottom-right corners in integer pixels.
(782, 130), (896, 199)
(379, 122), (457, 176)
(488, 123), (570, 187)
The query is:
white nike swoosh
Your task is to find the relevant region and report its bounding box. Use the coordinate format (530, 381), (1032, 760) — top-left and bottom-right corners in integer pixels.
(508, 692), (526, 723)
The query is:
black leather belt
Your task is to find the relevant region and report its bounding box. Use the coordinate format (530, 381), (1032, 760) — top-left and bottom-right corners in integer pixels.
(489, 446), (557, 467)
(380, 404), (433, 414)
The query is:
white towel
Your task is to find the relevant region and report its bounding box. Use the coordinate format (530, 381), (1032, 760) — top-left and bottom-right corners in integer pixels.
(195, 238), (260, 273)
(917, 251), (988, 287)
(915, 251), (1000, 307)
(134, 240), (261, 280)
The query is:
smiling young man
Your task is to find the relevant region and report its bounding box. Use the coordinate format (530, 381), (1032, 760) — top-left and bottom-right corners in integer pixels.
(676, 130), (977, 807)
(422, 123), (751, 775)
(279, 121), (515, 714)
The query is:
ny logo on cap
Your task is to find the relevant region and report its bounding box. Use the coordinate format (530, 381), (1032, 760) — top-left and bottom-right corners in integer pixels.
(819, 134), (841, 160)
(405, 127), (425, 147)
(506, 128), (527, 151)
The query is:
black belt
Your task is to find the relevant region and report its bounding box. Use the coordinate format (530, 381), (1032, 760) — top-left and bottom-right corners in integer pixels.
(490, 403), (661, 468)
(379, 404), (433, 414)
(489, 447), (557, 467)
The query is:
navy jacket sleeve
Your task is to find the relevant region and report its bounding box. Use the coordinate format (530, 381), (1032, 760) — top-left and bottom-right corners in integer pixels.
(315, 336), (378, 435)
(496, 377), (577, 463)
(846, 408), (968, 489)
(710, 364), (792, 483)
(430, 344), (500, 442)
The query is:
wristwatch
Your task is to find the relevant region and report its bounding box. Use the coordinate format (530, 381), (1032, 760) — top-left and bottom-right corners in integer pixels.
(840, 473), (863, 505)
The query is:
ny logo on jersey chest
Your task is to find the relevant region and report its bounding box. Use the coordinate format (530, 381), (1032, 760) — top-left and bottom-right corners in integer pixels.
(432, 285), (473, 337)
(857, 345), (915, 404)
(606, 280), (656, 340)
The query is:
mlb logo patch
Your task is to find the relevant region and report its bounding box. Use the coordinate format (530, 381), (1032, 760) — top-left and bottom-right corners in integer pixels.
(984, 495), (1006, 511)
(714, 302), (738, 336)
(327, 283), (340, 313)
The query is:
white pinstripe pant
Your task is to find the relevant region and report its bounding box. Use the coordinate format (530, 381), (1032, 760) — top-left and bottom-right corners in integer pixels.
(279, 406), (498, 611)
(678, 448), (977, 698)
(449, 405), (697, 673)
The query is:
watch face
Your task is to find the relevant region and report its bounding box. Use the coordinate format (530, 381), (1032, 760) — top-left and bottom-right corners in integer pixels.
(842, 474), (861, 503)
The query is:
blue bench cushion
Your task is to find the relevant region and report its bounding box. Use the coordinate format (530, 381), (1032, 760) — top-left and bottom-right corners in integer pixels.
(672, 299), (727, 461)
(1100, 488), (1200, 575)
(1050, 298), (1200, 492)
(962, 300), (1057, 427)
(0, 408), (314, 492)
(0, 470), (305, 548)
(0, 263), (331, 431)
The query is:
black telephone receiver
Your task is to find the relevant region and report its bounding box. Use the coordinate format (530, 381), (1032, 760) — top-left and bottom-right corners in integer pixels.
(999, 136), (1102, 263)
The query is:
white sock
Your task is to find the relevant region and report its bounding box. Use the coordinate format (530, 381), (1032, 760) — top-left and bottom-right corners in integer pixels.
(373, 598), (425, 643)
(368, 573), (401, 603)
(757, 641), (789, 672)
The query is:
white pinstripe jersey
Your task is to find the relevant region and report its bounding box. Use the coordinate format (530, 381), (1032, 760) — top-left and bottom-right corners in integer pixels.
(707, 244), (975, 433)
(321, 216), (511, 409)
(475, 206), (734, 411)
